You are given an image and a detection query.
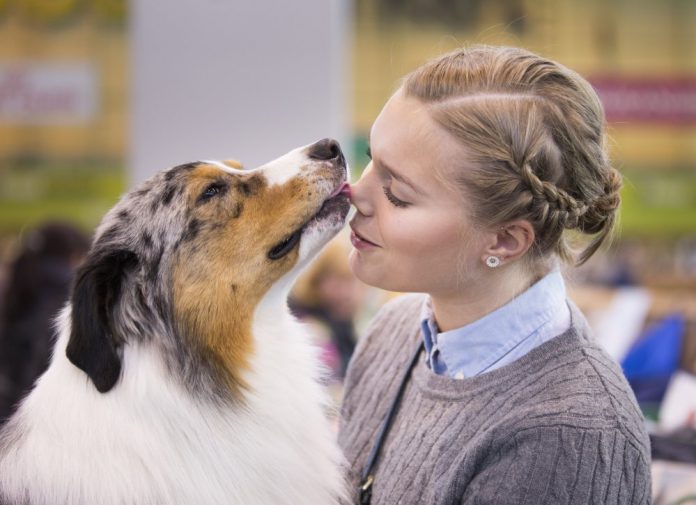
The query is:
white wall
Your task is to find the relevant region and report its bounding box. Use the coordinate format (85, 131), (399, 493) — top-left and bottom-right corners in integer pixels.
(130, 0), (351, 185)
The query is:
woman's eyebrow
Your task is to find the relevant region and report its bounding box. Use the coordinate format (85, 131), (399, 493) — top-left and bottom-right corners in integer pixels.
(368, 143), (423, 195)
(379, 160), (423, 195)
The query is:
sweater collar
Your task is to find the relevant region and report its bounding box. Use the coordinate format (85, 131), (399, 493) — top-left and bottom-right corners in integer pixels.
(419, 271), (568, 377)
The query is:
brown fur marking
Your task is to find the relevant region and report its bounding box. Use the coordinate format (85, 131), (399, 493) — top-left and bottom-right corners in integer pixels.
(171, 163), (324, 396)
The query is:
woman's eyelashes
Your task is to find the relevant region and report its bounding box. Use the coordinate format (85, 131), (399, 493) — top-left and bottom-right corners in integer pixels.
(367, 146), (411, 207)
(383, 186), (410, 208)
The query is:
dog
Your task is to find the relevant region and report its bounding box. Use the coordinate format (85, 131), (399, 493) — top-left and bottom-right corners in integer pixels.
(0, 138), (351, 505)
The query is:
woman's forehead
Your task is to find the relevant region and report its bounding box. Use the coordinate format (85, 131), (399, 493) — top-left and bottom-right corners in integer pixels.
(370, 92), (468, 194)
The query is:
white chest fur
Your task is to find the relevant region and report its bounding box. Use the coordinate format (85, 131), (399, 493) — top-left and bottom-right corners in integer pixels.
(0, 293), (346, 505)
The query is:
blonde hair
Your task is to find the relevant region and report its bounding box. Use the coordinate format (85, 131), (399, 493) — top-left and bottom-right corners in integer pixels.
(403, 45), (621, 265)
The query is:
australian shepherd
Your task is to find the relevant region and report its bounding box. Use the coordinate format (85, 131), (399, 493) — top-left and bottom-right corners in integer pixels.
(0, 139), (350, 505)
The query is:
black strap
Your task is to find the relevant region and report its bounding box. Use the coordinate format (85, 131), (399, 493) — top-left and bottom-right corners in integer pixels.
(359, 341), (424, 505)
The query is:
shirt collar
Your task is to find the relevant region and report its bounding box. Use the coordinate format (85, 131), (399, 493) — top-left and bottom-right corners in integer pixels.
(420, 300), (443, 372)
(420, 270), (568, 377)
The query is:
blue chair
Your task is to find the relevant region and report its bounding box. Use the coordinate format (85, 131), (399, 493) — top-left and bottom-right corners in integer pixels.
(621, 314), (685, 405)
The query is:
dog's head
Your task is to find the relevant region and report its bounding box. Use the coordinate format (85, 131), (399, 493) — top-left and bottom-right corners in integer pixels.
(65, 138), (350, 397)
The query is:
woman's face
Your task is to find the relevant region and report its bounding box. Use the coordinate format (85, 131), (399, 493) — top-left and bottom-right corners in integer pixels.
(349, 90), (489, 295)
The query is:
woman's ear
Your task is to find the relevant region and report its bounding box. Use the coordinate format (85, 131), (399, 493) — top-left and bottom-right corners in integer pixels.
(66, 248), (138, 393)
(483, 220), (535, 266)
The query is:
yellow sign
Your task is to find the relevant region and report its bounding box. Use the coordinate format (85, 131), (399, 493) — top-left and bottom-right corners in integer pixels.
(18, 0), (82, 27)
(95, 0), (127, 25)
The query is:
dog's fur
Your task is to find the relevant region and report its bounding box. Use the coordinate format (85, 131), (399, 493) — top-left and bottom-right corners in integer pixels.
(0, 140), (350, 505)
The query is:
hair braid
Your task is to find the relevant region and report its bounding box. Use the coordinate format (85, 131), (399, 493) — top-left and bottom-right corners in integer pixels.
(518, 163), (589, 230)
(404, 45), (621, 266)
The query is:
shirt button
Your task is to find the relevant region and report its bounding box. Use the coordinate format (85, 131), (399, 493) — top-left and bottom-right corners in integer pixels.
(454, 372), (465, 380)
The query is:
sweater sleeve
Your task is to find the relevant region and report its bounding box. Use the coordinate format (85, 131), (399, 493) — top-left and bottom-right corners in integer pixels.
(460, 425), (651, 505)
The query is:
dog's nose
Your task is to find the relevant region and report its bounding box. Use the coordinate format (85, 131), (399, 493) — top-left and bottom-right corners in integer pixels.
(307, 138), (343, 163)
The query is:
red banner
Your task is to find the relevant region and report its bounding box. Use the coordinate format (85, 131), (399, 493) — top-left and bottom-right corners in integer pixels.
(0, 63), (97, 124)
(590, 77), (696, 125)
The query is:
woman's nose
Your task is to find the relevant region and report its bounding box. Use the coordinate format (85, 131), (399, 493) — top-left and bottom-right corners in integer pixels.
(349, 166), (374, 216)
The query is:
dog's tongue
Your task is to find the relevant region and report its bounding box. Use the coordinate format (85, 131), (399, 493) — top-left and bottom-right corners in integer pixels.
(330, 182), (351, 199)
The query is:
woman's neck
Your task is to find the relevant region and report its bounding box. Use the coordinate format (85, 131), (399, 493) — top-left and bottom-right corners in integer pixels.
(429, 269), (539, 332)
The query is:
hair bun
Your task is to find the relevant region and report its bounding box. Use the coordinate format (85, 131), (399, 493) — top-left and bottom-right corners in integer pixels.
(578, 167), (622, 234)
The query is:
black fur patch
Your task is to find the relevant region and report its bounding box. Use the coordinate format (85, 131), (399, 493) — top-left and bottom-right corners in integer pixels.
(237, 175), (263, 197)
(182, 218), (201, 243)
(166, 162), (200, 181)
(162, 184), (178, 206)
(66, 248), (139, 393)
(175, 161), (200, 172)
(141, 232), (153, 249)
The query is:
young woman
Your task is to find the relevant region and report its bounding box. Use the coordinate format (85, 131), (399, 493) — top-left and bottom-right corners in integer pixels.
(338, 46), (650, 504)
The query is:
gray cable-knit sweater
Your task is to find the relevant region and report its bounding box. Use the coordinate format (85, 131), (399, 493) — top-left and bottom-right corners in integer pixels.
(338, 294), (651, 504)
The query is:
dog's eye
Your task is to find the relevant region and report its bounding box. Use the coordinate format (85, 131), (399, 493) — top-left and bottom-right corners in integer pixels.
(197, 183), (228, 204)
(204, 186), (220, 197)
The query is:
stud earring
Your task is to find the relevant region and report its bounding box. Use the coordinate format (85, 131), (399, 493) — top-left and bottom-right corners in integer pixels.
(485, 256), (501, 268)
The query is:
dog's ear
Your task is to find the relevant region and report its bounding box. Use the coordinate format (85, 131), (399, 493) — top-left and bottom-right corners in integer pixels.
(66, 249), (138, 393)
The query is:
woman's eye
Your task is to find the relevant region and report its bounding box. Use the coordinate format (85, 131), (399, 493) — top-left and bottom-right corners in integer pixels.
(383, 186), (409, 208)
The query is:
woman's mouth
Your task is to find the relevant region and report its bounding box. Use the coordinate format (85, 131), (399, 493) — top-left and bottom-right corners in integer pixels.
(350, 227), (379, 250)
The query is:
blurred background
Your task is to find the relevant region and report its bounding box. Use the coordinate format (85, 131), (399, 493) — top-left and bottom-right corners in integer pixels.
(0, 0), (694, 500)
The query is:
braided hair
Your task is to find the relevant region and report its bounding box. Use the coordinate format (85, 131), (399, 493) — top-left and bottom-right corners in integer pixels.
(403, 45), (621, 265)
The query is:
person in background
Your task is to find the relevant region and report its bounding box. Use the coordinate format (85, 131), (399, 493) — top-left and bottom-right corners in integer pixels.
(338, 45), (651, 504)
(0, 221), (90, 423)
(290, 236), (364, 384)
(0, 239), (10, 317)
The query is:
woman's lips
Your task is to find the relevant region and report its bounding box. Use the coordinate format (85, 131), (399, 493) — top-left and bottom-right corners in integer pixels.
(350, 227), (379, 250)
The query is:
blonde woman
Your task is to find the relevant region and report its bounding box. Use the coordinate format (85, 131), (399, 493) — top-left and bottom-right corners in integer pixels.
(338, 46), (650, 504)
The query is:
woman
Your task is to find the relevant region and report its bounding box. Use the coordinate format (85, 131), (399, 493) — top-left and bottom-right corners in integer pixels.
(338, 46), (650, 504)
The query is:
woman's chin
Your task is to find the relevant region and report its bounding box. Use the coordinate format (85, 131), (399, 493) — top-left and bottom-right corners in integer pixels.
(349, 250), (401, 292)
(349, 249), (379, 287)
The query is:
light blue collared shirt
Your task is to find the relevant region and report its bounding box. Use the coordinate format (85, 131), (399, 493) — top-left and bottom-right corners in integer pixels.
(420, 271), (571, 379)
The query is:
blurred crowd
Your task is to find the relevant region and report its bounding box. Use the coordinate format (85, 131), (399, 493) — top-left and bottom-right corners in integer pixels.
(0, 221), (90, 422)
